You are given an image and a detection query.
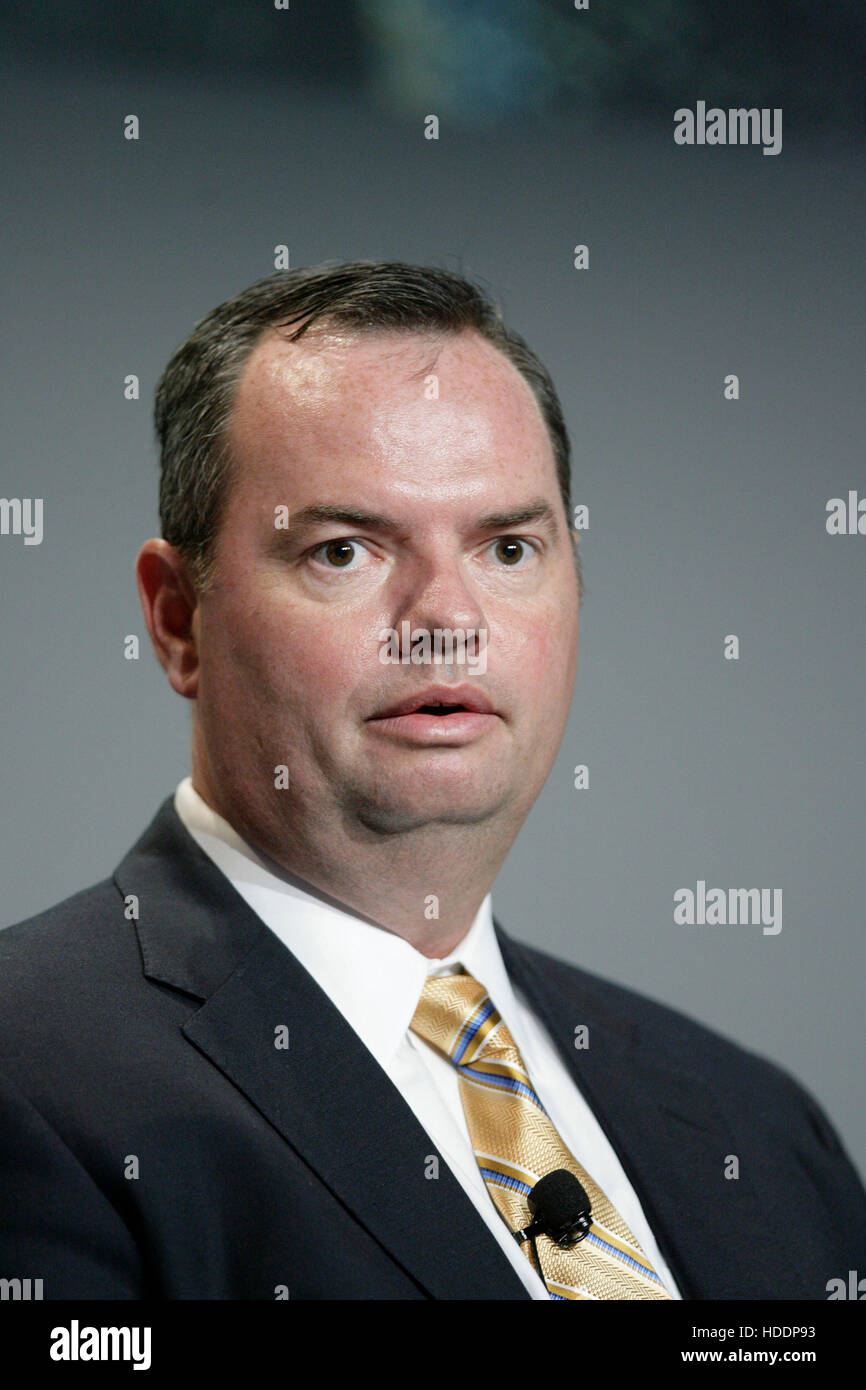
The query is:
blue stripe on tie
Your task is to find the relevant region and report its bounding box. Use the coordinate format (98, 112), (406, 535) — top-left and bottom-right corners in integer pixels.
(586, 1232), (663, 1283)
(479, 1167), (533, 1197)
(459, 1063), (545, 1110)
(453, 999), (495, 1063)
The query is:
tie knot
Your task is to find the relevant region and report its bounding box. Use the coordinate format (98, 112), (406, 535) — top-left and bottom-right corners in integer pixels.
(410, 972), (509, 1064)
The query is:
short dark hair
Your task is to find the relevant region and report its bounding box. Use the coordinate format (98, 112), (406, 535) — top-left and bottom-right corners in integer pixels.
(154, 261), (581, 597)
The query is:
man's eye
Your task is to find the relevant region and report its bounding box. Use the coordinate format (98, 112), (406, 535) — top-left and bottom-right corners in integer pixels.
(310, 539), (369, 570)
(489, 537), (536, 567)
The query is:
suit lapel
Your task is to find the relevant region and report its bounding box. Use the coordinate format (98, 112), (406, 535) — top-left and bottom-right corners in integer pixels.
(114, 800), (529, 1300)
(496, 924), (795, 1299)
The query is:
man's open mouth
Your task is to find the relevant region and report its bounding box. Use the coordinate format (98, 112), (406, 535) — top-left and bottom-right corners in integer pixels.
(369, 686), (496, 720)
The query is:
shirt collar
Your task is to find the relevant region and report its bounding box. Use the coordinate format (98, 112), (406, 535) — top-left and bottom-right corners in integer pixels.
(173, 777), (516, 1071)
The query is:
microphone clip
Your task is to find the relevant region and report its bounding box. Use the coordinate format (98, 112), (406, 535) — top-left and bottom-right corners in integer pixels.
(513, 1210), (592, 1250)
(513, 1169), (594, 1250)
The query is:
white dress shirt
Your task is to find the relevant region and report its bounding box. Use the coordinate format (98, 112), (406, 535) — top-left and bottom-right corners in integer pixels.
(174, 777), (680, 1299)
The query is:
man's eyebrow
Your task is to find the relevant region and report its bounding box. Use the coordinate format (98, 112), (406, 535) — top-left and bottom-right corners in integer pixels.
(285, 500), (561, 534)
(287, 504), (402, 532)
(473, 501), (560, 532)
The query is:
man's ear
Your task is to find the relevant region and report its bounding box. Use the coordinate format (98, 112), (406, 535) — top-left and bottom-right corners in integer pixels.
(136, 539), (201, 699)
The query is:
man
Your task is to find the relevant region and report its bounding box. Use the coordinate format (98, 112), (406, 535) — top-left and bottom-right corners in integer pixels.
(0, 262), (863, 1300)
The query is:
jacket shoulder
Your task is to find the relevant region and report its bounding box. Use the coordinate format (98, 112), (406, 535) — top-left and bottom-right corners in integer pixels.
(0, 877), (136, 1028)
(0, 876), (125, 958)
(504, 933), (847, 1156)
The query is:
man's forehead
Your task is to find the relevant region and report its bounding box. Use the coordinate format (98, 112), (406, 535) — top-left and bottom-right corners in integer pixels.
(231, 324), (542, 425)
(222, 324), (559, 514)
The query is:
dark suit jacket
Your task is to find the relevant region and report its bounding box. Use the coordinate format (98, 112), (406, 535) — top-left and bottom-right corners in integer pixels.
(0, 797), (863, 1299)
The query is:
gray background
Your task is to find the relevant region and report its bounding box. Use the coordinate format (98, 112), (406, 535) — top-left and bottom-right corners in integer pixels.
(1, 4), (864, 1178)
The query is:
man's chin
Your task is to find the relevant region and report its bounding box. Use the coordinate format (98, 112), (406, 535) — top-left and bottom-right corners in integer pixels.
(350, 785), (513, 835)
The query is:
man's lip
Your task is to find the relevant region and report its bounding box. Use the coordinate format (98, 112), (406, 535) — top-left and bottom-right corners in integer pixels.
(369, 685), (495, 719)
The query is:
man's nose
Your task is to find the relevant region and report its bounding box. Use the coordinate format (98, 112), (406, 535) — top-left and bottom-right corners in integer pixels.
(393, 549), (487, 638)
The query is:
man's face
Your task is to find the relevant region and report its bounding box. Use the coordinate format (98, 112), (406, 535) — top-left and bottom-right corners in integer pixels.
(191, 327), (578, 847)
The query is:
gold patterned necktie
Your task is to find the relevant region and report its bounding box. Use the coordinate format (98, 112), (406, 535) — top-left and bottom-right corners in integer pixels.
(410, 972), (672, 1300)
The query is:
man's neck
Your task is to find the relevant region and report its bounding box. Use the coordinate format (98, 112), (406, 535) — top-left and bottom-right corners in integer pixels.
(188, 777), (508, 959)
